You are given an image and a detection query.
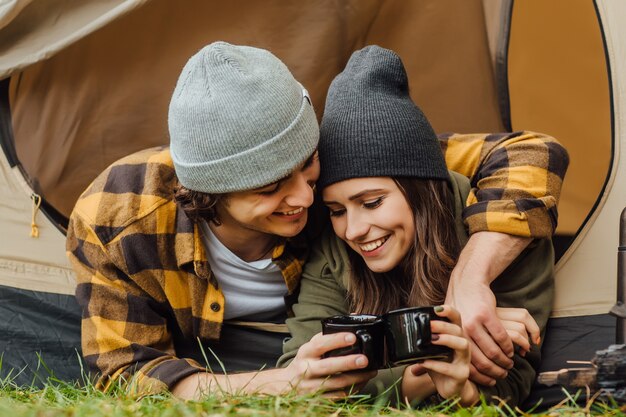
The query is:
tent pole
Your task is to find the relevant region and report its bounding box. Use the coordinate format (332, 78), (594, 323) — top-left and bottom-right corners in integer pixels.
(614, 207), (626, 344)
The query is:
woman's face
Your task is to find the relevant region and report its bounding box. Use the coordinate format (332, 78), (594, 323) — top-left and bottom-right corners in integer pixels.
(323, 177), (415, 273)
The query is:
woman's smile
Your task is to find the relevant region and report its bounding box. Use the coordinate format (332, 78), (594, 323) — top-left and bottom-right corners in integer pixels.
(357, 235), (391, 255)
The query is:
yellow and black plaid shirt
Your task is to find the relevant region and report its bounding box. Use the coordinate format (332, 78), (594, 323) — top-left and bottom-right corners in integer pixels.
(66, 131), (567, 395)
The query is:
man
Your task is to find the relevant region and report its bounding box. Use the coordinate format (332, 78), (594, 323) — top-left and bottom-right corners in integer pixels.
(67, 42), (568, 399)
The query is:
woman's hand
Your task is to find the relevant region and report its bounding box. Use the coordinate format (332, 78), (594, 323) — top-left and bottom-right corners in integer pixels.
(407, 305), (478, 405)
(495, 307), (540, 357)
(281, 332), (376, 396)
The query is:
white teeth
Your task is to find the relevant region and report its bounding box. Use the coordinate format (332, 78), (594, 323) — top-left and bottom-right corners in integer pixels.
(359, 236), (389, 252)
(279, 207), (303, 216)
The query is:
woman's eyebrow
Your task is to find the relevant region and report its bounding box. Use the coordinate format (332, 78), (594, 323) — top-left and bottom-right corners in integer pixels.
(348, 189), (385, 201)
(324, 189), (386, 205)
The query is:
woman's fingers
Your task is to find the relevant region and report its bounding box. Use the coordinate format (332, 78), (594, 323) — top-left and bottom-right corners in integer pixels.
(501, 320), (531, 354)
(434, 304), (462, 326)
(432, 333), (470, 354)
(496, 308), (541, 345)
(506, 331), (530, 356)
(420, 359), (469, 381)
(430, 319), (464, 337)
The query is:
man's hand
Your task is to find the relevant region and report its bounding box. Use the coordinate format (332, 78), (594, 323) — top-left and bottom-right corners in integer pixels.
(446, 279), (511, 385)
(446, 231), (532, 386)
(172, 332), (375, 400)
(282, 332), (377, 396)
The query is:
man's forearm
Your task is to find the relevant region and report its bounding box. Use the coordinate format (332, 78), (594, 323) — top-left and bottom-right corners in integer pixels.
(172, 368), (291, 399)
(451, 231), (532, 285)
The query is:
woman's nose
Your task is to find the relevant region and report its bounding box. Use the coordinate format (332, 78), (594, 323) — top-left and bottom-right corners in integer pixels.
(344, 211), (369, 242)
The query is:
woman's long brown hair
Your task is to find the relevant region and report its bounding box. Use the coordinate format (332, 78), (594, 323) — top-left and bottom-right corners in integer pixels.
(348, 178), (461, 315)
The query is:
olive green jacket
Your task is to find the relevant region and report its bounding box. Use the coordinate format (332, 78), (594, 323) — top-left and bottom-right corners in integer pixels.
(278, 171), (555, 407)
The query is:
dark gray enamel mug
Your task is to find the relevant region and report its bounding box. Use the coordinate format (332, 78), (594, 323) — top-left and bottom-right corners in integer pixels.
(321, 314), (385, 370)
(384, 306), (453, 365)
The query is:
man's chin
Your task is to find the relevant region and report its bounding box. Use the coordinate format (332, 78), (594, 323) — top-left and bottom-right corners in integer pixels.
(270, 215), (308, 238)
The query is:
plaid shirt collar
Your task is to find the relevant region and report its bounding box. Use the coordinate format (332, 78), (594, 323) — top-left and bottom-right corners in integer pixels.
(175, 210), (307, 294)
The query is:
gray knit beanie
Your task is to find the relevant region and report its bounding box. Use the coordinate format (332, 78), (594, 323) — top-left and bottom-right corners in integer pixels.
(317, 45), (448, 189)
(169, 42), (319, 193)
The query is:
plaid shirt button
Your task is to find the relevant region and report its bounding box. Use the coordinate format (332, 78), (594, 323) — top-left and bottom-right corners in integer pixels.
(210, 302), (221, 312)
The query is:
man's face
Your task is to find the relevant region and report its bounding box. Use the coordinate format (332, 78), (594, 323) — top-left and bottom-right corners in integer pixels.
(216, 151), (320, 239)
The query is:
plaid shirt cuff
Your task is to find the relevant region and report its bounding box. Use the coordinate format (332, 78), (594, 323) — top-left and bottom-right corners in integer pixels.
(101, 357), (205, 396)
(463, 197), (557, 238)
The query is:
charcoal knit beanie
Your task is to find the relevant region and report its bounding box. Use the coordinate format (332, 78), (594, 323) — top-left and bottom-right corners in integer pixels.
(317, 45), (448, 189)
(169, 42), (319, 193)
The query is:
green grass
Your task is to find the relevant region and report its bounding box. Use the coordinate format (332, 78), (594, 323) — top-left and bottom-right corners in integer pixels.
(1, 372), (625, 417)
(0, 355), (623, 417)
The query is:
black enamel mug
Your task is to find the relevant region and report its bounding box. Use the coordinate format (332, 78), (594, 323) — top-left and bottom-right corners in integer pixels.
(321, 314), (386, 370)
(383, 306), (453, 365)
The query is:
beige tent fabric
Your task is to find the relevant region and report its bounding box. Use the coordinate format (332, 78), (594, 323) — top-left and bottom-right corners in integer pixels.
(9, 0), (503, 218)
(481, 0), (510, 73)
(0, 0), (33, 31)
(508, 0), (611, 236)
(507, 0), (615, 316)
(552, 0), (626, 317)
(0, 144), (75, 295)
(0, 0), (148, 78)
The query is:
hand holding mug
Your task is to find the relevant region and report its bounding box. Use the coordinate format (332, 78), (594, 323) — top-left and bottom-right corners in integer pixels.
(321, 314), (386, 370)
(283, 332), (376, 396)
(407, 305), (478, 404)
(384, 306), (454, 365)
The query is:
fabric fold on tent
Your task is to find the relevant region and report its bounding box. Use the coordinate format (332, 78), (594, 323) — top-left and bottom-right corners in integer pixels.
(0, 0), (148, 79)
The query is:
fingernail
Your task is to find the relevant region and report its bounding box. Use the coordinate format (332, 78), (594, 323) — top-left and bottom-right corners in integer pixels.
(508, 351), (514, 358)
(434, 306), (444, 313)
(355, 357), (367, 367)
(431, 334), (440, 341)
(535, 336), (541, 345)
(345, 334), (356, 343)
(489, 380), (497, 386)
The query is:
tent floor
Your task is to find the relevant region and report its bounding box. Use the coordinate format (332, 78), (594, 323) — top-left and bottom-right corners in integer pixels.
(524, 313), (616, 409)
(0, 284), (83, 385)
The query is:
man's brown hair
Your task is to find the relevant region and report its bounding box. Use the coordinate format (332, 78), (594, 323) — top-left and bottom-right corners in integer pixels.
(173, 181), (226, 225)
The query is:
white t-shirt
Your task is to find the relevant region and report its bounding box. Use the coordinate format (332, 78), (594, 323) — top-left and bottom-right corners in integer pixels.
(200, 221), (288, 321)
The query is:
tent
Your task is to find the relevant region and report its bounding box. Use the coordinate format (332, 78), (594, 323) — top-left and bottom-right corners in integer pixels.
(0, 0), (624, 406)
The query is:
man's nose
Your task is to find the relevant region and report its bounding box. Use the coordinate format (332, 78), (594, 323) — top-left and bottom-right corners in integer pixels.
(283, 173), (315, 208)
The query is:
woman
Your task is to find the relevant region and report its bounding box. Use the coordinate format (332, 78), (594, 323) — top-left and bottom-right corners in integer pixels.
(279, 46), (554, 407)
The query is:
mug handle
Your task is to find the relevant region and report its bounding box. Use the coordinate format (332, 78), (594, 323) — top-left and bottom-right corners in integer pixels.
(416, 313), (431, 347)
(356, 329), (373, 363)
